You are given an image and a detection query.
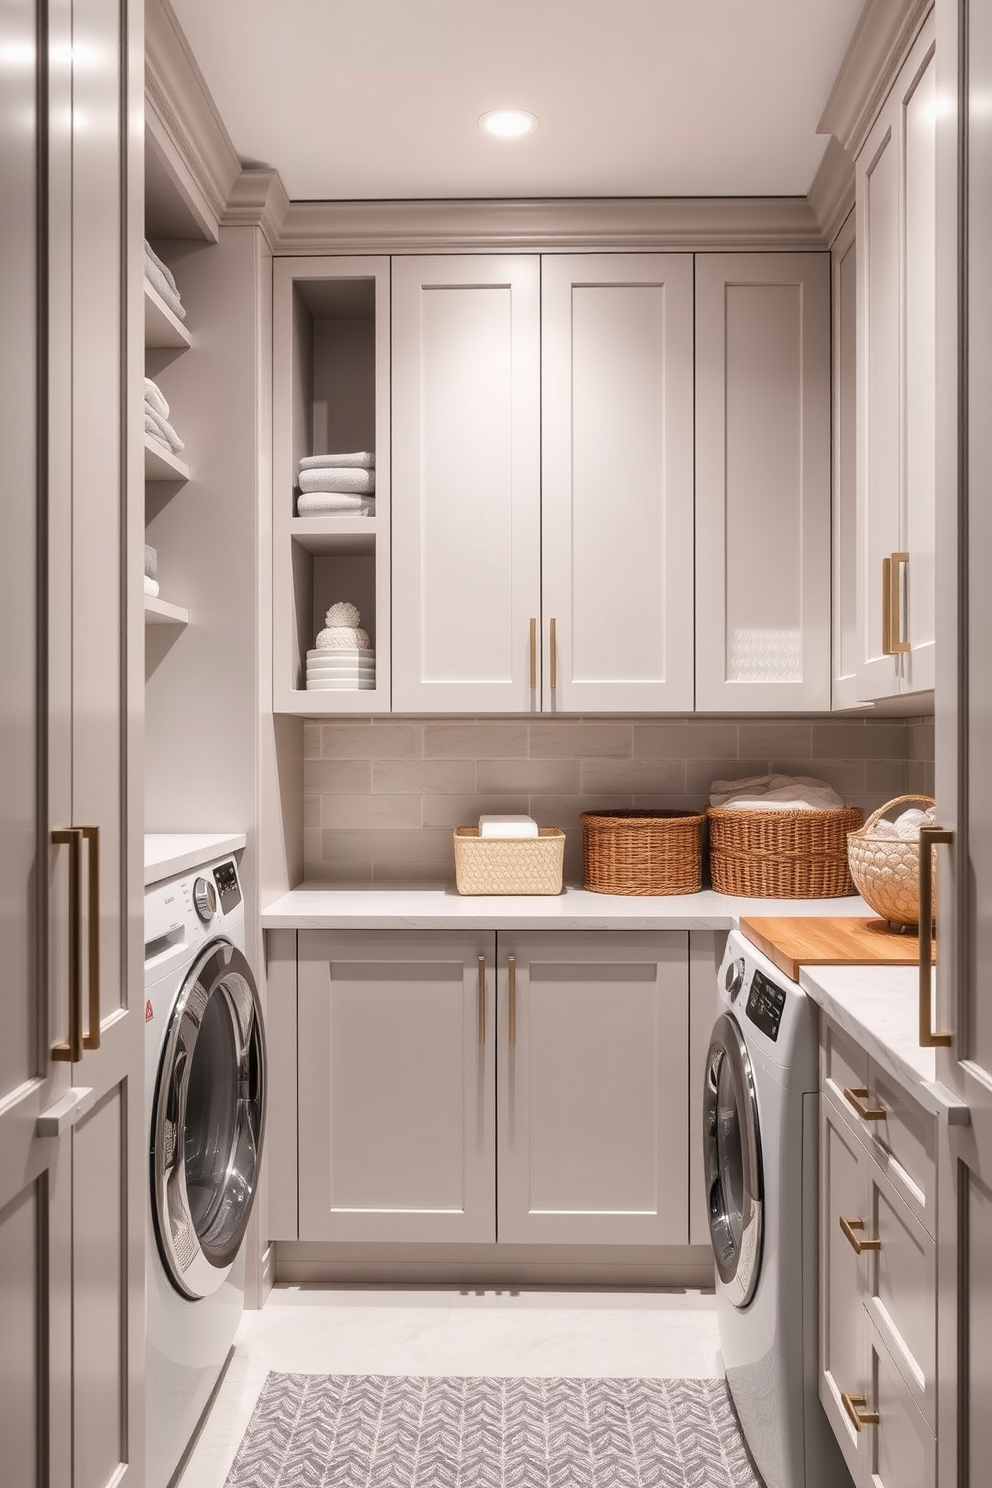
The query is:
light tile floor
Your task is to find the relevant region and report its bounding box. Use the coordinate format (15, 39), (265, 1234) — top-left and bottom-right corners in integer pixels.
(176, 1285), (723, 1488)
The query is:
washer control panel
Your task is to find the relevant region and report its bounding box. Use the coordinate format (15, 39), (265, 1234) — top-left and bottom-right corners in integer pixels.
(212, 858), (242, 913)
(745, 968), (787, 1042)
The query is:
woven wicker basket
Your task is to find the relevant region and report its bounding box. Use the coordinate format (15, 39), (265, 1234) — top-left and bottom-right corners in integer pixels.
(580, 810), (705, 896)
(707, 805), (864, 898)
(847, 794), (936, 927)
(453, 827), (565, 896)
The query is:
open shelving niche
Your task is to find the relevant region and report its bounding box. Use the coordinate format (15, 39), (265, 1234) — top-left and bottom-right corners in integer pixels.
(273, 258), (391, 714)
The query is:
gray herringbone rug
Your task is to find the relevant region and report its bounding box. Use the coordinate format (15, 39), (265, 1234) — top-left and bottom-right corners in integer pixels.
(224, 1373), (763, 1487)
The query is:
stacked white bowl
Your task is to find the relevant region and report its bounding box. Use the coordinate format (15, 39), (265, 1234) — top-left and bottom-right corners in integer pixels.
(307, 601), (376, 691)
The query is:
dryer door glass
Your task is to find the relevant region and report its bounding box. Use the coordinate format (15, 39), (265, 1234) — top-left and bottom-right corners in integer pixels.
(151, 938), (266, 1300)
(703, 1012), (763, 1308)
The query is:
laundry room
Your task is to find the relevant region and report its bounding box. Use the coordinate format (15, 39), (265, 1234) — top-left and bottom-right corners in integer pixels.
(6, 1), (990, 1486)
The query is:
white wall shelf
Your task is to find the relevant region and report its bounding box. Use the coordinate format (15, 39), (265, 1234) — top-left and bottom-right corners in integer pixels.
(144, 435), (189, 482)
(144, 280), (191, 350)
(289, 518), (377, 557)
(144, 594), (189, 626)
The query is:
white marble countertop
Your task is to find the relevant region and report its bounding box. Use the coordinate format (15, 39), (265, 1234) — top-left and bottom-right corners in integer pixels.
(799, 963), (967, 1121)
(144, 832), (247, 886)
(261, 883), (870, 932)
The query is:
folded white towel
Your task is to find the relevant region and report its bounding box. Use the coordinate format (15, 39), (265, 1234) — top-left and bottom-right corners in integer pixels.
(298, 467), (375, 496)
(300, 451), (375, 471)
(478, 815), (539, 838)
(144, 544), (157, 580)
(144, 377), (169, 420)
(870, 806), (936, 839)
(144, 574), (160, 598)
(144, 257), (186, 321)
(144, 241), (178, 295)
(709, 773), (846, 811)
(144, 407), (185, 454)
(296, 492), (374, 517)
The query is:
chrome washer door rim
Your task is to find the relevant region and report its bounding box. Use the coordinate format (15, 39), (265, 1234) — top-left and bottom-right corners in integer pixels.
(703, 1012), (763, 1308)
(151, 937), (266, 1300)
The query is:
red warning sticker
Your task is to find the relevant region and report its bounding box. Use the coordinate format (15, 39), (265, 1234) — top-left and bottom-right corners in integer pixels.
(145, 999), (154, 1022)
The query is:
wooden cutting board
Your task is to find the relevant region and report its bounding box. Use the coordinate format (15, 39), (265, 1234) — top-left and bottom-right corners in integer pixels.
(739, 916), (927, 982)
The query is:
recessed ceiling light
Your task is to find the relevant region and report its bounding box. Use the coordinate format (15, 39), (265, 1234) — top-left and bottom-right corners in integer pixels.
(478, 109), (539, 139)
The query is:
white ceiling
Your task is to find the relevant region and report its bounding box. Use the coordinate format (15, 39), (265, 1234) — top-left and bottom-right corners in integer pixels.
(170, 0), (865, 202)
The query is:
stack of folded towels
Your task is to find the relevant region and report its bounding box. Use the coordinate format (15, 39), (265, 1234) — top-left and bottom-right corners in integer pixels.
(306, 601), (376, 691)
(145, 377), (184, 457)
(297, 451), (375, 517)
(709, 774), (846, 810)
(144, 545), (159, 599)
(144, 240), (186, 322)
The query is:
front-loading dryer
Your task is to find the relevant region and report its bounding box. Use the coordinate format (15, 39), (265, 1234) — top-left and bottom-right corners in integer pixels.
(703, 930), (850, 1488)
(144, 852), (265, 1488)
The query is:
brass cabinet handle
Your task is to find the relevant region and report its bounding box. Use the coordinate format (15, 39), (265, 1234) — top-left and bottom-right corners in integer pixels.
(529, 618), (537, 691)
(81, 825), (100, 1051)
(882, 556), (893, 655)
(843, 1087), (886, 1121)
(841, 1393), (880, 1432)
(52, 828), (84, 1062)
(477, 956), (486, 1046)
(840, 1215), (881, 1254)
(919, 825), (953, 1047)
(890, 551), (911, 653)
(549, 618), (557, 691)
(508, 954), (517, 1048)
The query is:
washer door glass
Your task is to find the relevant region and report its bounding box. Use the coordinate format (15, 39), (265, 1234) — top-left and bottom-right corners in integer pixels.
(151, 938), (266, 1300)
(703, 1012), (763, 1308)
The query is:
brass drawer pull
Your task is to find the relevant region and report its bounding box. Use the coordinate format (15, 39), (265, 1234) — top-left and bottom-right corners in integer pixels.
(529, 618), (537, 691)
(919, 825), (953, 1048)
(508, 955), (517, 1048)
(52, 828), (84, 1062)
(549, 618), (557, 691)
(477, 956), (486, 1046)
(841, 1393), (880, 1432)
(840, 1216), (881, 1254)
(890, 551), (910, 653)
(843, 1086), (886, 1121)
(81, 825), (101, 1051)
(881, 556), (893, 656)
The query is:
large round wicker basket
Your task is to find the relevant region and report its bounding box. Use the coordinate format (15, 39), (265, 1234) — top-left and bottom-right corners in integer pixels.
(846, 794), (936, 927)
(707, 805), (864, 898)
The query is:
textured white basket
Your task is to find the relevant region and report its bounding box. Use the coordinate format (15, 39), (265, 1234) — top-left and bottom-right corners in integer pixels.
(453, 827), (565, 896)
(847, 794), (936, 926)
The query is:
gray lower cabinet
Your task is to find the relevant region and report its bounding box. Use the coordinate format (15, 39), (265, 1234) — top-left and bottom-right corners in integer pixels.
(272, 929), (691, 1248)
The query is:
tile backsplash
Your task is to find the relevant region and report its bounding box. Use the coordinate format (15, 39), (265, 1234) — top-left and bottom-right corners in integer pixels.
(303, 714), (936, 885)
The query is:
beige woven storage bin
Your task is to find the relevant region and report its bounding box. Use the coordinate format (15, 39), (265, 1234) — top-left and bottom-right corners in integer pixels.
(847, 794), (936, 927)
(453, 827), (565, 896)
(580, 810), (705, 895)
(708, 805), (864, 898)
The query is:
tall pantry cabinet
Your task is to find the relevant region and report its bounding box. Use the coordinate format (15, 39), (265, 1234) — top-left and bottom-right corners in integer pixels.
(0, 1), (146, 1485)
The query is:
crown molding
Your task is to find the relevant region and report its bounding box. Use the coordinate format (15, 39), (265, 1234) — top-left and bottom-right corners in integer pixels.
(273, 195), (827, 254)
(818, 0), (933, 158)
(145, 0), (242, 240)
(808, 137), (856, 246)
(224, 169), (291, 249)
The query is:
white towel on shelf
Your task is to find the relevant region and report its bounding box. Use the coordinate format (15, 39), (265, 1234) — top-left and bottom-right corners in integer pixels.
(298, 466), (375, 496)
(296, 492), (374, 517)
(144, 240), (178, 295)
(144, 574), (160, 598)
(144, 377), (170, 420)
(144, 544), (158, 580)
(144, 407), (185, 454)
(144, 257), (186, 321)
(709, 773), (846, 811)
(300, 451), (375, 471)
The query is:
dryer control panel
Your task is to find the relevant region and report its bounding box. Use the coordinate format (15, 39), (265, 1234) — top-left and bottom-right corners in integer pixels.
(745, 968), (787, 1042)
(212, 858), (242, 913)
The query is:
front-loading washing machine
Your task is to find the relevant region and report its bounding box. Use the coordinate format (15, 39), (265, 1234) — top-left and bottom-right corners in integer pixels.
(144, 851), (266, 1488)
(703, 929), (850, 1488)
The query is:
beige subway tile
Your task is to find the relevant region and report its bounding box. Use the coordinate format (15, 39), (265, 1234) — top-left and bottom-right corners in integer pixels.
(320, 795), (422, 831)
(423, 723), (528, 759)
(770, 758), (867, 797)
(906, 761), (936, 796)
(372, 759), (477, 795)
(477, 759), (581, 795)
(303, 721), (322, 760)
(865, 759), (910, 795)
(303, 795), (321, 832)
(303, 829), (324, 873)
(907, 722), (935, 762)
(422, 796), (517, 829)
(581, 759), (685, 793)
(737, 722), (812, 758)
(634, 722), (739, 759)
(320, 723), (422, 760)
(303, 759), (372, 794)
(528, 794), (634, 835)
(685, 758), (769, 795)
(630, 794), (709, 813)
(811, 722), (906, 759)
(308, 860), (374, 884)
(528, 722), (633, 759)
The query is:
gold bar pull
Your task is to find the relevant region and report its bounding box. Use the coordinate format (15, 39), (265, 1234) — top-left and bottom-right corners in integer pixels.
(477, 956), (486, 1046)
(890, 551), (910, 653)
(841, 1393), (880, 1432)
(508, 955), (517, 1048)
(843, 1087), (886, 1122)
(529, 618), (537, 691)
(919, 825), (953, 1047)
(81, 826), (100, 1051)
(840, 1216), (881, 1255)
(549, 619), (557, 691)
(52, 828), (84, 1063)
(881, 556), (893, 655)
